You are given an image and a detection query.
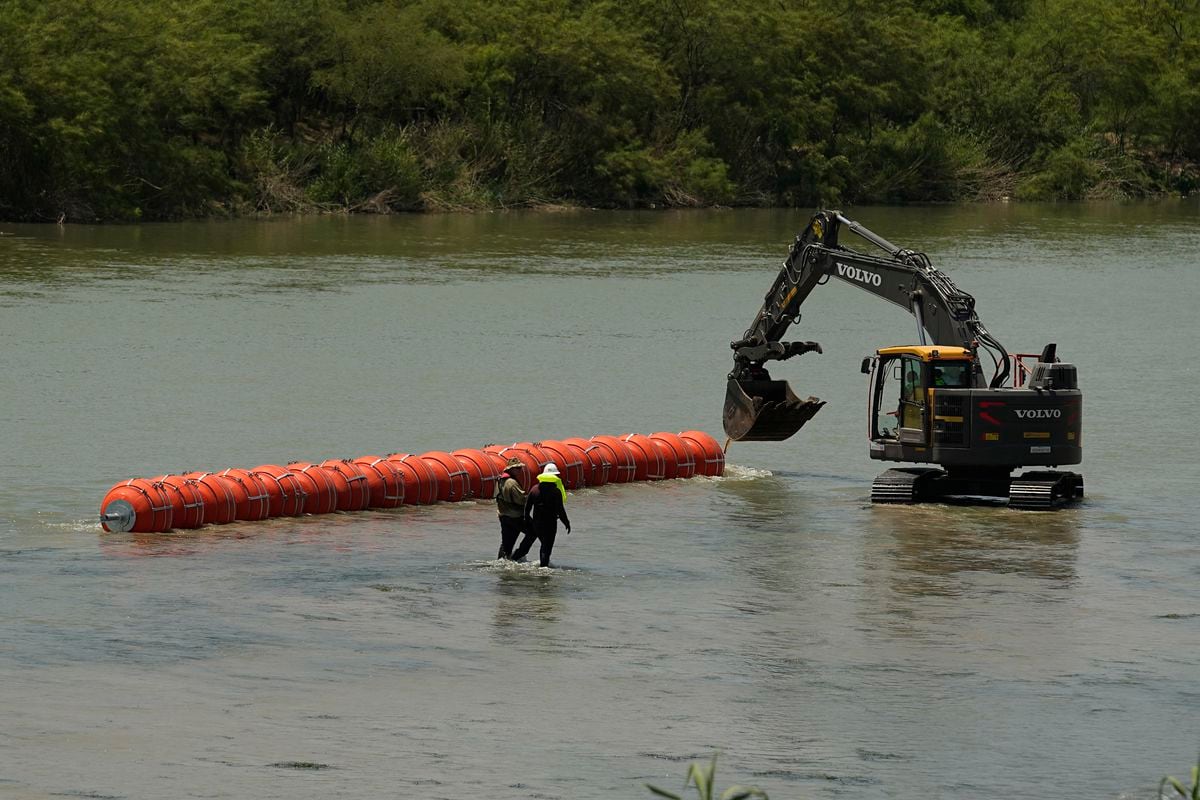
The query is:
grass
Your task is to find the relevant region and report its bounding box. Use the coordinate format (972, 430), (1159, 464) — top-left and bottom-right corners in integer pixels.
(646, 754), (769, 800)
(1161, 751), (1200, 800)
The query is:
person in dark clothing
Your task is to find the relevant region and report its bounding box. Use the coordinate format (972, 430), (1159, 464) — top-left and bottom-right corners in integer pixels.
(512, 462), (571, 567)
(495, 458), (528, 560)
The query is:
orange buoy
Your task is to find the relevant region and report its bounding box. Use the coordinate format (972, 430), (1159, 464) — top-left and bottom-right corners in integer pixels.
(647, 438), (681, 479)
(480, 449), (509, 479)
(251, 465), (307, 517)
(182, 472), (238, 524)
(155, 475), (208, 529)
(450, 451), (484, 497)
(678, 430), (725, 476)
(485, 445), (541, 490)
(562, 438), (611, 486)
(452, 449), (501, 499)
(217, 468), (272, 520)
(589, 435), (637, 483)
(537, 440), (585, 489)
(353, 456), (406, 509)
(100, 478), (174, 533)
(418, 451), (470, 502)
(288, 462), (339, 515)
(650, 432), (697, 480)
(509, 442), (552, 475)
(621, 433), (666, 481)
(320, 459), (372, 511)
(387, 454), (440, 505)
(513, 441), (554, 465)
(314, 461), (353, 510)
(561, 440), (595, 487)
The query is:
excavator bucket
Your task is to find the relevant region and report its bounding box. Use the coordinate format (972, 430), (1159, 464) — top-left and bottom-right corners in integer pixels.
(722, 379), (826, 441)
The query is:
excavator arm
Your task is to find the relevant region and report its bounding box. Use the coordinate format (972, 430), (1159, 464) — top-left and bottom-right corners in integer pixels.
(724, 210), (1012, 441)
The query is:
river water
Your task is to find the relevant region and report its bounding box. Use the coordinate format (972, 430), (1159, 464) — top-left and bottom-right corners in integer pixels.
(1, 204), (1198, 799)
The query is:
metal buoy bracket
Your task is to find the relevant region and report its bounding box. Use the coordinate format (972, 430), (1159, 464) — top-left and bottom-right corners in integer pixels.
(100, 500), (136, 532)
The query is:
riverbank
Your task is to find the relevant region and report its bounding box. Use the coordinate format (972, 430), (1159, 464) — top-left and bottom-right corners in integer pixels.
(4, 1), (1198, 224)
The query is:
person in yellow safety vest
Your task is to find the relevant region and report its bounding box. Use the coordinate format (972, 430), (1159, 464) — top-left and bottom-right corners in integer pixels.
(494, 458), (528, 560)
(512, 462), (571, 567)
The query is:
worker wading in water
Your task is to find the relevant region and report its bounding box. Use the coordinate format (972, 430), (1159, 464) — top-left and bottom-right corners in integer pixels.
(494, 458), (528, 560)
(512, 463), (571, 567)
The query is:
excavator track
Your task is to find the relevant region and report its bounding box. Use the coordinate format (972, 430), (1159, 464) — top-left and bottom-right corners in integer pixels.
(1008, 471), (1084, 510)
(870, 468), (942, 503)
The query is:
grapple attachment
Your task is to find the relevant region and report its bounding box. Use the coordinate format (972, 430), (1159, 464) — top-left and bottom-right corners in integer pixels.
(722, 379), (825, 441)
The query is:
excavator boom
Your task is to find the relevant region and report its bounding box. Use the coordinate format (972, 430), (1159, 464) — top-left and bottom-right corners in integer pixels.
(724, 210), (1008, 441)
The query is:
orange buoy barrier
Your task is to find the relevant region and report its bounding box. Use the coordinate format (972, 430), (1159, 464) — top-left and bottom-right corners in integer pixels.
(536, 440), (585, 489)
(353, 457), (406, 509)
(387, 454), (440, 505)
(100, 478), (174, 532)
(183, 471), (238, 525)
(418, 451), (470, 502)
(155, 475), (208, 529)
(650, 432), (696, 480)
(289, 462), (340, 515)
(589, 436), (637, 483)
(320, 459), (372, 511)
(562, 438), (611, 487)
(217, 468), (272, 521)
(679, 430), (725, 477)
(98, 428), (724, 532)
(251, 465), (307, 517)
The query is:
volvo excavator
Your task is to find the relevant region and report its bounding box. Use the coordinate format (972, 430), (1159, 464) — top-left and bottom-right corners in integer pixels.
(724, 210), (1083, 509)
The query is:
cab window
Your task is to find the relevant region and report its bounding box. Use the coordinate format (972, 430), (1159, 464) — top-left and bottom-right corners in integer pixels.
(899, 358), (923, 429)
(874, 355), (921, 438)
(931, 361), (969, 388)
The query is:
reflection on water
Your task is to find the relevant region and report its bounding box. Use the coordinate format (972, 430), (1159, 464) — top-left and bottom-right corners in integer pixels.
(490, 566), (565, 642)
(864, 504), (1081, 596)
(98, 527), (255, 559)
(712, 471), (831, 596)
(713, 471), (796, 529)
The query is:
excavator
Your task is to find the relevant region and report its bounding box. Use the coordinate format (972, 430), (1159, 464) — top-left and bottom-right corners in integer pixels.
(723, 210), (1083, 509)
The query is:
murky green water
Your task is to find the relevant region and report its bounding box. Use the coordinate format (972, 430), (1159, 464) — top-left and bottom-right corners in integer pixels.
(2, 203), (1198, 799)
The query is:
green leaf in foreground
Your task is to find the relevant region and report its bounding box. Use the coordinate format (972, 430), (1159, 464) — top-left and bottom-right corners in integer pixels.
(1159, 751), (1200, 800)
(646, 754), (768, 800)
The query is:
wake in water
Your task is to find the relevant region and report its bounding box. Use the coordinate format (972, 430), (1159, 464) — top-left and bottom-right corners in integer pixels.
(467, 558), (579, 575)
(699, 463), (772, 482)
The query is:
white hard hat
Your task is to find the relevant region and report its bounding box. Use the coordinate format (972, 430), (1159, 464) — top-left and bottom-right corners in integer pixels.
(542, 462), (560, 476)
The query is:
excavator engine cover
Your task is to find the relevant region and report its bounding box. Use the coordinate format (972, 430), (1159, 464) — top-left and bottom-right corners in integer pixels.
(723, 379), (826, 441)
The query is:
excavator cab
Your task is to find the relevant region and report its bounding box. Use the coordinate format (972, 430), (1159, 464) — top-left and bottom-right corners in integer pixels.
(865, 346), (975, 447)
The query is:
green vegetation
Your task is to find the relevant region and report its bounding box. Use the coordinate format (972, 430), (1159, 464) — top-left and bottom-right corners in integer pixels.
(1161, 750), (1200, 800)
(2, 0), (1198, 221)
(647, 754), (768, 800)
